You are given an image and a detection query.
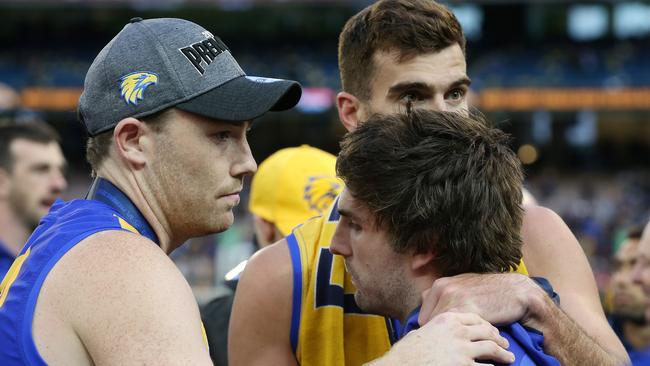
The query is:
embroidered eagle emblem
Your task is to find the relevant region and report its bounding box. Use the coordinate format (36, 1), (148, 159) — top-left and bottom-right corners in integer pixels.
(119, 72), (158, 106)
(304, 176), (343, 214)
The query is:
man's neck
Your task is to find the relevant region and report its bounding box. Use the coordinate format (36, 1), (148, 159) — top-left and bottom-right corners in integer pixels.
(398, 272), (439, 323)
(624, 321), (650, 351)
(0, 205), (31, 256)
(97, 164), (177, 254)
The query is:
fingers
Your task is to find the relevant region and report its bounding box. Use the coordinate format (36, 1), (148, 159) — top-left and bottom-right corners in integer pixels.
(448, 313), (510, 349)
(465, 324), (510, 350)
(471, 340), (515, 364)
(418, 279), (446, 325)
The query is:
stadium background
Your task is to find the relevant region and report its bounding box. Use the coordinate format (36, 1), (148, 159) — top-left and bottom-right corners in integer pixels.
(0, 0), (648, 303)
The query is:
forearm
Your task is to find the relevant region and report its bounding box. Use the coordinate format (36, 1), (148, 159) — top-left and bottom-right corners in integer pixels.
(526, 293), (630, 366)
(364, 331), (429, 366)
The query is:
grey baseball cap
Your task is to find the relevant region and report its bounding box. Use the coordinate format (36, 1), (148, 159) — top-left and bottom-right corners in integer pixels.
(79, 17), (302, 136)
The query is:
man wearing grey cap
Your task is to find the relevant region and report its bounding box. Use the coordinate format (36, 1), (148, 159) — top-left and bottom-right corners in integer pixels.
(0, 17), (300, 365)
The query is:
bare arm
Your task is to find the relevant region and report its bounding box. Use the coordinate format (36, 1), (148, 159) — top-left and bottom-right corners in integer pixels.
(418, 206), (628, 366)
(228, 239), (298, 366)
(47, 231), (213, 366)
(521, 206), (628, 365)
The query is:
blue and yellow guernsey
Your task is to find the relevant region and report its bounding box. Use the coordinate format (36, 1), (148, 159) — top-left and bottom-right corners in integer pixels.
(0, 178), (160, 365)
(287, 198), (532, 366)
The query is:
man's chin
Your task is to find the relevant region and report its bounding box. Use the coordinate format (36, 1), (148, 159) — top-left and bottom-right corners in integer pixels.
(613, 309), (647, 324)
(211, 211), (235, 233)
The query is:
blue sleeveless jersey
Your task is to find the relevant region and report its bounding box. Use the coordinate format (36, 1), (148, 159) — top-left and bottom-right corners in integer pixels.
(0, 240), (15, 281)
(392, 308), (561, 366)
(0, 178), (157, 366)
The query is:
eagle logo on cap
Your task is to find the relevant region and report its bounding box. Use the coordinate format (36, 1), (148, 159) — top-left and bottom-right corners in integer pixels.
(119, 72), (158, 106)
(304, 176), (343, 214)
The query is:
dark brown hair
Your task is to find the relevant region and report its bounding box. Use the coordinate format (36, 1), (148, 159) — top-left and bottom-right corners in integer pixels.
(337, 110), (524, 276)
(626, 226), (644, 241)
(338, 0), (466, 101)
(0, 122), (61, 171)
(85, 109), (171, 174)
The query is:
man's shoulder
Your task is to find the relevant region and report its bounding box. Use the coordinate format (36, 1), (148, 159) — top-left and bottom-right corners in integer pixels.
(243, 239), (293, 286)
(42, 229), (176, 313)
(521, 205), (563, 238)
(64, 230), (171, 277)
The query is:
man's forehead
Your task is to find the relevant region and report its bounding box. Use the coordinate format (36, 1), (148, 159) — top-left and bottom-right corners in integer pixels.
(637, 225), (650, 260)
(370, 45), (468, 95)
(617, 239), (639, 261)
(10, 139), (61, 160)
(338, 189), (370, 219)
(338, 189), (358, 211)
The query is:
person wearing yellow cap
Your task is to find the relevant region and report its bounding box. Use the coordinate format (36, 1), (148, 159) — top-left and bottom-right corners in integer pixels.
(201, 145), (342, 366)
(249, 145), (343, 246)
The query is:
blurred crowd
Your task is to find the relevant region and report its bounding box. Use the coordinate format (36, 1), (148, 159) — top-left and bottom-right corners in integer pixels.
(1, 40), (649, 91)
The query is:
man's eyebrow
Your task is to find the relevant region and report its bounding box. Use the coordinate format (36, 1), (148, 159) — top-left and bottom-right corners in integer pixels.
(387, 82), (432, 97)
(449, 76), (472, 89)
(338, 208), (362, 222)
(387, 77), (472, 97)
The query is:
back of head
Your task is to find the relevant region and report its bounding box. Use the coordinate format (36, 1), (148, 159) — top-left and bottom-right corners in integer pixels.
(249, 145), (342, 236)
(337, 110), (524, 276)
(0, 122), (60, 171)
(338, 0), (465, 101)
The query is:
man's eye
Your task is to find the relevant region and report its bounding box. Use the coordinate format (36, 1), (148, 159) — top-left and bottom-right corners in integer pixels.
(214, 131), (230, 141)
(446, 89), (466, 101)
(400, 92), (425, 103)
(348, 221), (361, 232)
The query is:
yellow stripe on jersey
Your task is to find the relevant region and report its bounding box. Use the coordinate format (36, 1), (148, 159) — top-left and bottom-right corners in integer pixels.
(201, 321), (209, 351)
(116, 215), (140, 234)
(514, 259), (529, 275)
(0, 247), (31, 308)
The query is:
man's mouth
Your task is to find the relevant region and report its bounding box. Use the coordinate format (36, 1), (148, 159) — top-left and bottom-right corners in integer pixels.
(41, 198), (56, 208)
(220, 191), (241, 205)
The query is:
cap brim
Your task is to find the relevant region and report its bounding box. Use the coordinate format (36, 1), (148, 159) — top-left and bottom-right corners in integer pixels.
(175, 76), (301, 122)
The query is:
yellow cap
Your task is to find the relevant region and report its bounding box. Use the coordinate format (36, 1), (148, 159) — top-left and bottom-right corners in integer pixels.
(249, 145), (343, 236)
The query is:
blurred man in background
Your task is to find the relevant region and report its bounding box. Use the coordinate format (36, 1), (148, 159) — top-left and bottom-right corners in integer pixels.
(202, 145), (341, 366)
(629, 222), (650, 364)
(230, 0), (627, 365)
(0, 122), (67, 279)
(610, 227), (650, 365)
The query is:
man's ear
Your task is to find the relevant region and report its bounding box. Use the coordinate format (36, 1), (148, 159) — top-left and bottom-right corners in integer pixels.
(113, 117), (150, 170)
(0, 168), (10, 199)
(253, 215), (282, 247)
(411, 251), (436, 273)
(336, 91), (363, 132)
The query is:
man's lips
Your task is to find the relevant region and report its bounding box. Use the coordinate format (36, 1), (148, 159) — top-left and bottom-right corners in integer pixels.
(220, 191), (241, 205)
(41, 198), (56, 207)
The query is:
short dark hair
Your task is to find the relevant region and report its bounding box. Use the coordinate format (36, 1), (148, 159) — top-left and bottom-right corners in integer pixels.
(338, 0), (465, 101)
(337, 110), (524, 276)
(0, 122), (61, 171)
(84, 109), (172, 174)
(626, 227), (644, 241)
